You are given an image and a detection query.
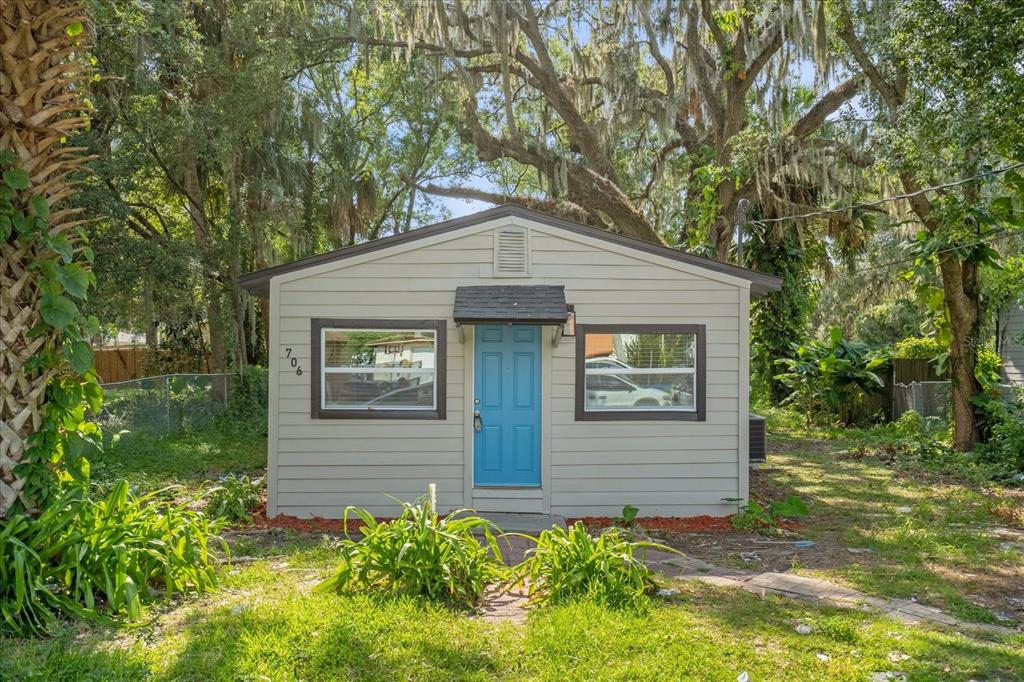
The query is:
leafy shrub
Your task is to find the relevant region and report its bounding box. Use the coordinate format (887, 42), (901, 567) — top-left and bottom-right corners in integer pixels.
(891, 336), (945, 360)
(512, 522), (682, 609)
(890, 337), (1002, 388)
(974, 397), (1024, 478)
(228, 366), (268, 424)
(730, 494), (809, 534)
(206, 474), (264, 523)
(1, 481), (224, 636)
(314, 485), (506, 607)
(775, 328), (888, 425)
(893, 410), (925, 438)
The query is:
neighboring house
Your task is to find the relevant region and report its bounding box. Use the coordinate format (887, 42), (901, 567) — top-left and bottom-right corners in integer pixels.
(998, 300), (1024, 385)
(238, 205), (781, 519)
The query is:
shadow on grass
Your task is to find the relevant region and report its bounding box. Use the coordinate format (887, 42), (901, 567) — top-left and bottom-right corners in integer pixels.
(760, 446), (1019, 623)
(157, 592), (509, 681)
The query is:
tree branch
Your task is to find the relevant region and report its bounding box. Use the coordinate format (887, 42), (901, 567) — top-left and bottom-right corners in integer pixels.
(787, 73), (863, 140)
(737, 29), (782, 98)
(401, 176), (596, 225)
(836, 4), (903, 112)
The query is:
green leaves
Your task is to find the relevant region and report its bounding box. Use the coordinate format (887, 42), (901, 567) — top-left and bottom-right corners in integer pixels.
(315, 485), (507, 607)
(775, 329), (888, 426)
(512, 522), (682, 609)
(39, 291), (78, 330)
(3, 168), (29, 190)
(58, 263), (92, 298)
(64, 340), (94, 375)
(28, 194), (49, 219)
(0, 482), (225, 637)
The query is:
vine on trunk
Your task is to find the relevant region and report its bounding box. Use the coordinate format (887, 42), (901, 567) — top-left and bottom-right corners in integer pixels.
(1, 153), (102, 515)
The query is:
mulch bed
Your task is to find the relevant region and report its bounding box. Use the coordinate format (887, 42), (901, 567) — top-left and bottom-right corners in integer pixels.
(250, 501), (382, 534)
(568, 515), (736, 533)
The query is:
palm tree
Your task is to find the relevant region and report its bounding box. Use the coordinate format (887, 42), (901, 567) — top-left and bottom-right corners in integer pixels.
(1, 1), (92, 517)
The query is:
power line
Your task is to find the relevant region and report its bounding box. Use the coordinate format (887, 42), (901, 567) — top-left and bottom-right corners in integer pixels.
(747, 161), (1024, 227)
(849, 226), (1019, 275)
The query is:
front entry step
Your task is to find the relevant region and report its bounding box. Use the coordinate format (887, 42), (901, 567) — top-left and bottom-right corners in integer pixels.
(475, 512), (567, 534)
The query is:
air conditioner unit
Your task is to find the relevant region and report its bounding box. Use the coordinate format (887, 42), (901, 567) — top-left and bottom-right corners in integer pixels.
(749, 413), (767, 465)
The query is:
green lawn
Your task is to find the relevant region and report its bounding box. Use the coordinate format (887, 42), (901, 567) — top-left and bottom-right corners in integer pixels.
(753, 407), (1024, 626)
(3, 419), (1023, 680)
(3, 534), (1021, 681)
(89, 422), (266, 492)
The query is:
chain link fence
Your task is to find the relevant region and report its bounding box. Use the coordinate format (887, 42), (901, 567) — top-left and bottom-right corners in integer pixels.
(893, 381), (1020, 419)
(98, 374), (230, 437)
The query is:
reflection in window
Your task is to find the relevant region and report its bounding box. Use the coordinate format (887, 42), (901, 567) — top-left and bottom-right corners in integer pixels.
(321, 329), (436, 410)
(583, 332), (696, 411)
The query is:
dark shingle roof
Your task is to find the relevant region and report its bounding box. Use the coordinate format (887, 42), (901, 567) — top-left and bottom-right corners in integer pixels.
(453, 285), (568, 324)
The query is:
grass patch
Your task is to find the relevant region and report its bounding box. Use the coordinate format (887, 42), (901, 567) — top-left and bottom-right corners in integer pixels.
(2, 536), (1021, 681)
(759, 408), (1023, 625)
(89, 421), (266, 492)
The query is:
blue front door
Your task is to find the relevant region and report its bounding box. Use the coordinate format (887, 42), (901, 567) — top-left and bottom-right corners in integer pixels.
(473, 325), (542, 487)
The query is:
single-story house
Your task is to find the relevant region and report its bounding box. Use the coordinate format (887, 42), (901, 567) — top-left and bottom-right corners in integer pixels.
(998, 299), (1024, 385)
(238, 205), (782, 519)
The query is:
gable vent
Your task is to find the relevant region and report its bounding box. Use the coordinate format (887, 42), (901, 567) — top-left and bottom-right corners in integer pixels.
(493, 226), (530, 276)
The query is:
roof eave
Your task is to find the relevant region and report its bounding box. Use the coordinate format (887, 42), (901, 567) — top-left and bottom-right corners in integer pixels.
(236, 204), (784, 298)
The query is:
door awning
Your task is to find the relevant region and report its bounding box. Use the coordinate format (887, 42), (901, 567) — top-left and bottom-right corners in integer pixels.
(453, 285), (568, 325)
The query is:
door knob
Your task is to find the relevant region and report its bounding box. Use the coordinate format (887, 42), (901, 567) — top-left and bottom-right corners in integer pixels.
(473, 410), (483, 432)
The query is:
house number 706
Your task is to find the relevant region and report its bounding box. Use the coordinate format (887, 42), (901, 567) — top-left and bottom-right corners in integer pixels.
(284, 348), (303, 376)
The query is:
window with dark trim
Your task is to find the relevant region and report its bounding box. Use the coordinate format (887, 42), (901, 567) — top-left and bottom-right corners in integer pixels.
(574, 324), (706, 421)
(310, 318), (447, 420)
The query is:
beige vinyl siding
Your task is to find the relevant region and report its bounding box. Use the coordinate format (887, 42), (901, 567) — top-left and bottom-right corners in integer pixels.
(269, 216), (748, 518)
(1002, 302), (1024, 385)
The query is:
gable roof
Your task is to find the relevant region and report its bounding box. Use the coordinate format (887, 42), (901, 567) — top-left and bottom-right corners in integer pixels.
(237, 204), (783, 298)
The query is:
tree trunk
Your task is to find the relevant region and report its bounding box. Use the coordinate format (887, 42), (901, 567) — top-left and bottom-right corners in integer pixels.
(939, 255), (982, 450)
(1, 0), (92, 516)
(183, 159), (227, 374)
(143, 278), (158, 351)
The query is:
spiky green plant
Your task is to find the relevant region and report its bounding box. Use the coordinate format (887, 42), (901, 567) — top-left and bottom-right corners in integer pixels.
(0, 481), (225, 636)
(512, 522), (683, 609)
(314, 484), (506, 607)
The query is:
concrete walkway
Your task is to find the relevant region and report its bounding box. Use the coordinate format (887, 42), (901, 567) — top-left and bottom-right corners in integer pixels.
(643, 549), (1015, 636)
(479, 537), (1015, 634)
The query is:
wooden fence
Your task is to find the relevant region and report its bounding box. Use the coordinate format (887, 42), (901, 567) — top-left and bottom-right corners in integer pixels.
(93, 348), (148, 383)
(858, 359), (946, 422)
(93, 348), (212, 383)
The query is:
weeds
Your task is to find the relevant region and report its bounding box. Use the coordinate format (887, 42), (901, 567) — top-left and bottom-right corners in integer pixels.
(206, 474), (264, 523)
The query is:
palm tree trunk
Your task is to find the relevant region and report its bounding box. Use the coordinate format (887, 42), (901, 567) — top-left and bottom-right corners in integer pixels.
(1, 0), (92, 517)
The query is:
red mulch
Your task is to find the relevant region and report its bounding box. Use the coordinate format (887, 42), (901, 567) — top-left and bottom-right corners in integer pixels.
(569, 515), (805, 533)
(247, 500), (800, 536)
(250, 501), (383, 534)
(568, 515), (735, 533)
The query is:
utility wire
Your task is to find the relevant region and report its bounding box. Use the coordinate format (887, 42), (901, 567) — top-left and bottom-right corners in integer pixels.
(747, 161), (1024, 227)
(850, 225), (1018, 275)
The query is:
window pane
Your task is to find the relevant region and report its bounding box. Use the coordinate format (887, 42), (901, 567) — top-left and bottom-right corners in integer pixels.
(584, 371), (694, 410)
(324, 371), (434, 409)
(583, 331), (697, 412)
(325, 330), (435, 369)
